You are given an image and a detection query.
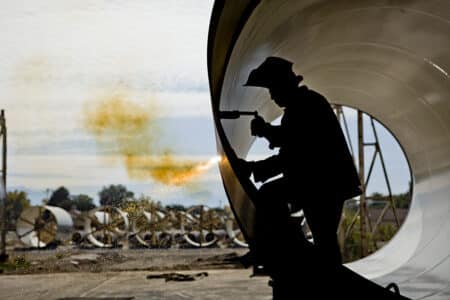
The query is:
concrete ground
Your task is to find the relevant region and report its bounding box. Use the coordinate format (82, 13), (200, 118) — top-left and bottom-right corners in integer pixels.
(0, 269), (273, 300)
(1, 248), (250, 274)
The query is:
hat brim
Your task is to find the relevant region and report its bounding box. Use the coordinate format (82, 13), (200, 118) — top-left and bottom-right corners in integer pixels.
(243, 74), (303, 88)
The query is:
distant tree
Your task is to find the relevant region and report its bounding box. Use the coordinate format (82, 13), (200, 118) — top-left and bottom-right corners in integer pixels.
(165, 204), (186, 211)
(121, 195), (154, 217)
(210, 207), (226, 214)
(370, 192), (384, 201)
(368, 191), (411, 209)
(71, 194), (96, 211)
(130, 195), (156, 209)
(5, 190), (31, 229)
(48, 186), (73, 210)
(393, 191), (411, 209)
(99, 184), (134, 207)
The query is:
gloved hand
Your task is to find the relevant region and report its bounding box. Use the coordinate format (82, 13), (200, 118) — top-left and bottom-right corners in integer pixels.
(236, 158), (254, 179)
(250, 115), (267, 137)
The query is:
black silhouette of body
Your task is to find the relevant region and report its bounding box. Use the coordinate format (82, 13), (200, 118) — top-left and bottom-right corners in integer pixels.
(239, 57), (362, 297)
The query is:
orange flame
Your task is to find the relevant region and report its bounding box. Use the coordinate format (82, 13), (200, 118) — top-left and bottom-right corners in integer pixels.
(124, 154), (221, 186)
(83, 94), (220, 186)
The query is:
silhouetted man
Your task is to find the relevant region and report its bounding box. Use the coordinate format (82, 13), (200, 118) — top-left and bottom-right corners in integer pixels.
(239, 57), (361, 271)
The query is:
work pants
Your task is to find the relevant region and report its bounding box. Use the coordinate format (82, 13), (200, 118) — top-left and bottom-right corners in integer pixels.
(254, 178), (344, 269)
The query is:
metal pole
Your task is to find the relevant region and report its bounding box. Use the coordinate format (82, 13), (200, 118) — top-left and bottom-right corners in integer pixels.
(0, 110), (7, 260)
(357, 110), (367, 257)
(370, 118), (401, 227)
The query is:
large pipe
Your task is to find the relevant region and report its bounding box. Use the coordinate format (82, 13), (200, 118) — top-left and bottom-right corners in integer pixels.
(208, 1), (450, 299)
(16, 205), (73, 248)
(83, 206), (129, 248)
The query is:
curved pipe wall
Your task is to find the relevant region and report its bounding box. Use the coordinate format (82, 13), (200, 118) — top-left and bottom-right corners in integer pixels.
(16, 205), (73, 248)
(208, 1), (450, 299)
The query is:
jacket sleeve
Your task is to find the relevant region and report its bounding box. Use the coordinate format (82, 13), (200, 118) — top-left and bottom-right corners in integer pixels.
(252, 154), (283, 183)
(263, 124), (283, 149)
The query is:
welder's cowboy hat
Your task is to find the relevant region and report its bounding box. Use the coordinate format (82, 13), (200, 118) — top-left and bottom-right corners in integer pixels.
(244, 56), (303, 88)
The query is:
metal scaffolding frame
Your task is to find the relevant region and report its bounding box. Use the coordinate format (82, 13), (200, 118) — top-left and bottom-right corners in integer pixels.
(334, 105), (403, 257)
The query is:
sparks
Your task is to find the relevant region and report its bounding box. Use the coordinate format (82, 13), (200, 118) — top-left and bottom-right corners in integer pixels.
(197, 155), (223, 171)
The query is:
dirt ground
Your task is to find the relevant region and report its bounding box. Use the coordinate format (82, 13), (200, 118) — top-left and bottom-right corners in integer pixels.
(0, 269), (273, 300)
(0, 247), (249, 275)
(0, 248), (273, 300)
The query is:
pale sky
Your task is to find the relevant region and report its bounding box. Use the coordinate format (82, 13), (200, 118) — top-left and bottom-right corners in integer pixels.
(0, 1), (411, 207)
(1, 0), (219, 206)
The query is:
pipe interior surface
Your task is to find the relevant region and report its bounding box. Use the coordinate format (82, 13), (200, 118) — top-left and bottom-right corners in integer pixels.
(208, 1), (450, 299)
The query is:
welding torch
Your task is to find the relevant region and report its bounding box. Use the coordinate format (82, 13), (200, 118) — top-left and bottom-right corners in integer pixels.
(219, 110), (259, 119)
(219, 110), (277, 149)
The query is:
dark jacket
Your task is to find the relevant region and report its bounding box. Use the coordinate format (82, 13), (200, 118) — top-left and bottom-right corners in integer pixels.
(252, 86), (361, 210)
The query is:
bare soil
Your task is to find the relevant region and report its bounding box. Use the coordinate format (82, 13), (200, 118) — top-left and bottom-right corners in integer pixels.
(0, 247), (249, 275)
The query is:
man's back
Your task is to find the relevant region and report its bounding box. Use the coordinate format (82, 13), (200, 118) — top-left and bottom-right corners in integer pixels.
(279, 86), (361, 202)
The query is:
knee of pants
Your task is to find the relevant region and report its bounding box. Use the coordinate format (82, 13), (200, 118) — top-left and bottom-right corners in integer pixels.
(314, 236), (341, 254)
(256, 185), (276, 202)
(257, 196), (287, 215)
